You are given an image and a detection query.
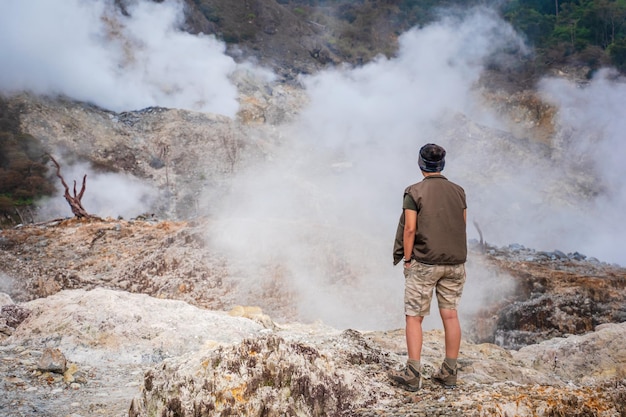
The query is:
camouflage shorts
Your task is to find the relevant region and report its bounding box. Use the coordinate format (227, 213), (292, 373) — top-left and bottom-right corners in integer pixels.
(403, 261), (466, 316)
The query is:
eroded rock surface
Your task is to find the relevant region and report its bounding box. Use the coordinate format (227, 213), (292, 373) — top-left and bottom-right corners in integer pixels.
(130, 320), (626, 417)
(0, 287), (624, 417)
(469, 243), (626, 349)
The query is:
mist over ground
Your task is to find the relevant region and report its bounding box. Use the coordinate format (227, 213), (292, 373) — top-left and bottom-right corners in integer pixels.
(538, 70), (626, 266)
(2, 1), (624, 329)
(0, 0), (240, 116)
(207, 7), (626, 329)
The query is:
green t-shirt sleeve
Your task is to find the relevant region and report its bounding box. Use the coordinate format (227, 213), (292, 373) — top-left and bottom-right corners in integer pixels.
(403, 194), (417, 211)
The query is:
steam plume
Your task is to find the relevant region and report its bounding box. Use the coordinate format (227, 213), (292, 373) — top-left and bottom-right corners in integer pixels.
(0, 0), (240, 116)
(207, 9), (527, 330)
(208, 8), (626, 331)
(538, 70), (626, 265)
(3, 1), (624, 330)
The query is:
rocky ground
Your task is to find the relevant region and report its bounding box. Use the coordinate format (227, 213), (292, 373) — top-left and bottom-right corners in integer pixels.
(5, 70), (307, 222)
(1, 218), (625, 417)
(2, 286), (626, 417)
(3, 217), (625, 344)
(466, 242), (626, 349)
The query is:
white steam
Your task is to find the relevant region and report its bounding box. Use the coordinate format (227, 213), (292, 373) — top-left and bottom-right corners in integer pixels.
(0, 0), (248, 220)
(0, 0), (239, 116)
(0, 273), (14, 301)
(208, 9), (528, 330)
(208, 8), (626, 331)
(538, 70), (626, 265)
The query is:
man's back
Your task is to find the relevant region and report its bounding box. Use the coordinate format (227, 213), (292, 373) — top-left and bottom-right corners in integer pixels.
(404, 174), (467, 265)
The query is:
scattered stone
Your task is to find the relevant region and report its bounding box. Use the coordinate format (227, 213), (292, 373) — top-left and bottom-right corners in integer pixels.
(0, 318), (13, 336)
(0, 292), (13, 306)
(0, 304), (31, 328)
(228, 305), (276, 329)
(37, 348), (67, 374)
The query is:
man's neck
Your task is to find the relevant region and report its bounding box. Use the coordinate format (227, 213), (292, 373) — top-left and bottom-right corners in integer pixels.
(421, 171), (443, 178)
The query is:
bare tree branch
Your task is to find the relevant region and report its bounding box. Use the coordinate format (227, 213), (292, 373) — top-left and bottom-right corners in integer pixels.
(76, 175), (87, 200)
(473, 220), (485, 254)
(48, 154), (91, 219)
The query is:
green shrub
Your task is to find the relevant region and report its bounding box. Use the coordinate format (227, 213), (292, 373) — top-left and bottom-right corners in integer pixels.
(609, 38), (626, 71)
(0, 97), (55, 222)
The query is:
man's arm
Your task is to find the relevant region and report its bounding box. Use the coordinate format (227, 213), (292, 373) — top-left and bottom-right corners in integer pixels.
(403, 208), (417, 267)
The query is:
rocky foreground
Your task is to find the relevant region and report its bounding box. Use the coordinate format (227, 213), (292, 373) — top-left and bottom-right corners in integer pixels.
(1, 218), (625, 417)
(1, 288), (625, 417)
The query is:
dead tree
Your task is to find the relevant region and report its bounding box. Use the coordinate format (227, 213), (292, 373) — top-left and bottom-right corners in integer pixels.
(473, 220), (485, 254)
(48, 154), (91, 219)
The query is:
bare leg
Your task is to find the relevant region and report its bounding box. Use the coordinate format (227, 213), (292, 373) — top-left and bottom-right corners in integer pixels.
(439, 308), (461, 359)
(406, 315), (424, 361)
(389, 315), (424, 390)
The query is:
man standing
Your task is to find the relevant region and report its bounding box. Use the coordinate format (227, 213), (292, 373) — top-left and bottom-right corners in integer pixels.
(388, 143), (467, 392)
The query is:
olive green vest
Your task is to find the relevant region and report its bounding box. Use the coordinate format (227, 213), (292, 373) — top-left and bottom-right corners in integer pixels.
(393, 175), (467, 265)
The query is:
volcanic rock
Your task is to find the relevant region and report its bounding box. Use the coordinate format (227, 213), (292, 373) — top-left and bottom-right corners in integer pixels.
(1, 287), (624, 417)
(37, 348), (67, 374)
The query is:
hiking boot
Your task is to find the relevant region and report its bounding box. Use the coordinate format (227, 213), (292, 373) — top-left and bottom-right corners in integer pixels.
(432, 361), (457, 388)
(388, 362), (422, 392)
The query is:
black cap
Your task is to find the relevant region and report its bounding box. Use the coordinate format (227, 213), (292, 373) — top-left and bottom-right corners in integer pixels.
(418, 143), (446, 172)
